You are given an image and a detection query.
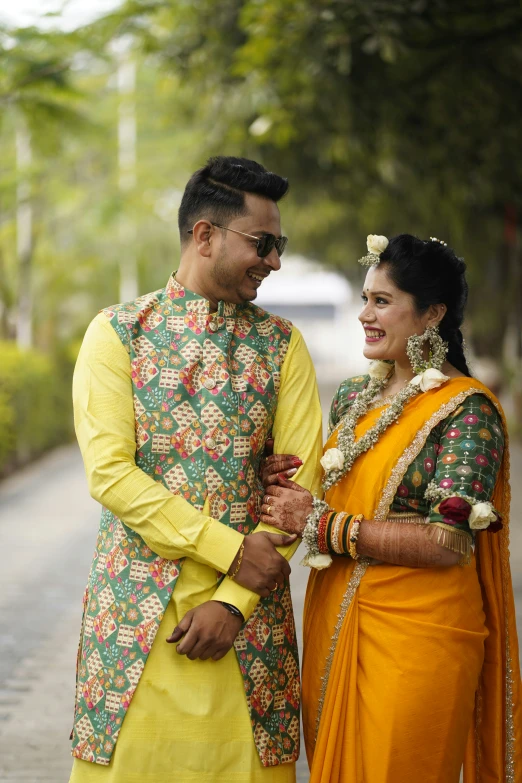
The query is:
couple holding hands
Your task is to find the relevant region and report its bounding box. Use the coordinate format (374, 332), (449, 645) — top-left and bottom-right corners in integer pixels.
(69, 156), (521, 783)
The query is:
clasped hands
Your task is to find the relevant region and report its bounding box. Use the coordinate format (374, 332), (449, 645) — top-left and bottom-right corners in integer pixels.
(168, 451), (307, 662)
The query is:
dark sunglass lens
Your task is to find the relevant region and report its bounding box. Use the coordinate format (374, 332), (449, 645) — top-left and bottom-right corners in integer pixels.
(257, 234), (276, 258)
(276, 237), (288, 256)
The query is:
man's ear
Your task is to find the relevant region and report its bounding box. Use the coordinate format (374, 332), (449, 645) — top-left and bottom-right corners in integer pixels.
(191, 220), (213, 258)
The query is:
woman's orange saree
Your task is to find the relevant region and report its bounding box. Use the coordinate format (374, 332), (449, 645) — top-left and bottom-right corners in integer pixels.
(302, 377), (522, 782)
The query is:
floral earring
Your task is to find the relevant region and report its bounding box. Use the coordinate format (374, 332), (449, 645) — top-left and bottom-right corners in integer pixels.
(406, 324), (448, 374)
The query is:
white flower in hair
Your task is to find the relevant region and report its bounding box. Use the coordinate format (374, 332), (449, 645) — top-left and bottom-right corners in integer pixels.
(367, 235), (389, 255)
(320, 448), (345, 472)
(410, 368), (449, 392)
(368, 360), (393, 380)
(469, 502), (497, 530)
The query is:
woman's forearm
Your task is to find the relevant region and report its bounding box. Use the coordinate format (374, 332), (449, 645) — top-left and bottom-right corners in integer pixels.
(357, 519), (461, 568)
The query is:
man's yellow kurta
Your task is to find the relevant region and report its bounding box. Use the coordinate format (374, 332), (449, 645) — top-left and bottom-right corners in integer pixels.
(69, 279), (322, 783)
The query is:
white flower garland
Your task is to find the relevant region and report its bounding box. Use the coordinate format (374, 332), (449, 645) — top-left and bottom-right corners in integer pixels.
(322, 363), (449, 491)
(300, 497), (332, 569)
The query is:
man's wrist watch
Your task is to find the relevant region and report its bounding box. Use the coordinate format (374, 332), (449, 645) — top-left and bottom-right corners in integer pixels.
(220, 601), (244, 623)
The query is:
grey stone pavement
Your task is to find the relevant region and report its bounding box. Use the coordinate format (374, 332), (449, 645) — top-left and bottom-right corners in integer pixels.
(0, 389), (521, 782)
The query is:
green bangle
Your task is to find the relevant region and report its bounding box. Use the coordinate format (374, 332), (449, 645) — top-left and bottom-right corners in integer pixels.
(342, 514), (353, 555)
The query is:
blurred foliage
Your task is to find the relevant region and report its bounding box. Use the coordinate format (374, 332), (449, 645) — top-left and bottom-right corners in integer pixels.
(0, 341), (74, 475)
(0, 0), (521, 468)
(105, 0), (522, 360)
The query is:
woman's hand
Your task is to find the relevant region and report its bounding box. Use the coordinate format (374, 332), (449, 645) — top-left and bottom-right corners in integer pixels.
(260, 452), (303, 488)
(259, 437), (303, 488)
(260, 476), (313, 536)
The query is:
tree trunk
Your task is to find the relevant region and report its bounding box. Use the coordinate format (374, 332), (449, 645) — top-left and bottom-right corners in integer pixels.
(15, 117), (33, 350)
(116, 41), (138, 302)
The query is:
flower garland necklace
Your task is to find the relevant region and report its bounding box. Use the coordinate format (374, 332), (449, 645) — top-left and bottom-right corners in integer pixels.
(322, 362), (418, 490)
(322, 353), (450, 490)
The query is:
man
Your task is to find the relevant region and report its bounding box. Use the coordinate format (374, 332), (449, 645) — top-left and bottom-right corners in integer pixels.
(69, 156), (323, 782)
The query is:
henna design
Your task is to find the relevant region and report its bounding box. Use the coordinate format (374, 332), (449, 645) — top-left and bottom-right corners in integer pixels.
(261, 487), (313, 536)
(260, 454), (300, 487)
(357, 520), (460, 567)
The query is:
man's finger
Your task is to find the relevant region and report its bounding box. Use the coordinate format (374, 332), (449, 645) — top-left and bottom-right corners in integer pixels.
(211, 647), (231, 662)
(196, 643), (216, 661)
(166, 612), (193, 643)
(175, 623), (199, 655)
(186, 639), (212, 661)
(264, 532), (297, 547)
(263, 438), (274, 456)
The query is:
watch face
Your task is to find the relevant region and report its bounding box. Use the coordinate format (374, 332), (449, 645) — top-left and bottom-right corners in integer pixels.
(222, 602), (242, 618)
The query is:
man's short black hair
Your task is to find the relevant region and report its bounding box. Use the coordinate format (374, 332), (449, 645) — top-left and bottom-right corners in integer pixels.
(178, 156), (289, 243)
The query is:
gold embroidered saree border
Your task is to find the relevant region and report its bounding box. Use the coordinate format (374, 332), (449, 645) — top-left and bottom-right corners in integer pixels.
(315, 558), (369, 740)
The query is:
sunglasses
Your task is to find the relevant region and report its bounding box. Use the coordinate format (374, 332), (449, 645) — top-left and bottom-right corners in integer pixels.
(188, 222), (288, 258)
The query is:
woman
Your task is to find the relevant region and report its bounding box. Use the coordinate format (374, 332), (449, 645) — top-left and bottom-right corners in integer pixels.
(261, 234), (522, 782)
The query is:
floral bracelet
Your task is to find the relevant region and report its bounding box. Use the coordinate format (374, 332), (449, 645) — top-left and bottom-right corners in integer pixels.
(300, 498), (332, 570)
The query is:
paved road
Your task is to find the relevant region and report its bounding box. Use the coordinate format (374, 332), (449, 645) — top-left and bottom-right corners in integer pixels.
(0, 434), (521, 782)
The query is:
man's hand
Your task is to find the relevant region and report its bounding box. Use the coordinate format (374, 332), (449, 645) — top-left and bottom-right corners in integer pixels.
(166, 601), (243, 661)
(229, 532), (297, 596)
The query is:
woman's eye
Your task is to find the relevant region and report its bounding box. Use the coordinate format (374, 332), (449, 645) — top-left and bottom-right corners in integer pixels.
(376, 298), (388, 305)
(360, 295), (368, 303)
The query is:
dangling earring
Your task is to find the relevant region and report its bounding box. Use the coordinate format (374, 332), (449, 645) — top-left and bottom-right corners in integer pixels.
(406, 325), (448, 373)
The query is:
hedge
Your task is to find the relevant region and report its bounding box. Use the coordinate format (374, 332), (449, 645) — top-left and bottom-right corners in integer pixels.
(0, 341), (74, 476)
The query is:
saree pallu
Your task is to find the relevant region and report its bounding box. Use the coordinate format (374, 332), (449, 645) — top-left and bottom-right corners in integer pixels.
(302, 378), (522, 783)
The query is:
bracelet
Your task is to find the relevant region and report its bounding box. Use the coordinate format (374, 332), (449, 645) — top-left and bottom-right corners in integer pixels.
(301, 498), (332, 568)
(341, 514), (353, 554)
(317, 511), (330, 554)
(220, 601), (245, 623)
(348, 514), (364, 560)
(228, 540), (245, 580)
(331, 512), (349, 554)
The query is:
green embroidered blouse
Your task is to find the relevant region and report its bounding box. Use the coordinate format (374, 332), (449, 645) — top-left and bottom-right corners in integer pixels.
(328, 376), (504, 535)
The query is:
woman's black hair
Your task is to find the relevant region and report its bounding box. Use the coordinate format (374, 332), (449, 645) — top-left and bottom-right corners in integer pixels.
(378, 234), (471, 377)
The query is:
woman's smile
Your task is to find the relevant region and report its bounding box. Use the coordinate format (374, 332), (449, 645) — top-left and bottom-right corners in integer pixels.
(364, 327), (386, 343)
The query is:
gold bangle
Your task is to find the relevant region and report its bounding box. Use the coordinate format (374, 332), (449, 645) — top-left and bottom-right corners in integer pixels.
(348, 514), (363, 560)
(331, 512), (346, 555)
(229, 540), (245, 580)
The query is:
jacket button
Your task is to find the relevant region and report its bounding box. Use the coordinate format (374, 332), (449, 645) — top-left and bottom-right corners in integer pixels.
(204, 437), (217, 449)
(203, 377), (217, 390)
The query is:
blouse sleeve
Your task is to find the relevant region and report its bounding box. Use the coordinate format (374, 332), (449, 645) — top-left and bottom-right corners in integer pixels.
(425, 393), (505, 535)
(328, 375), (369, 436)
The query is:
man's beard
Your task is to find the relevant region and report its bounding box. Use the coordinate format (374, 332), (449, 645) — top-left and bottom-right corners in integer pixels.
(210, 248), (255, 303)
